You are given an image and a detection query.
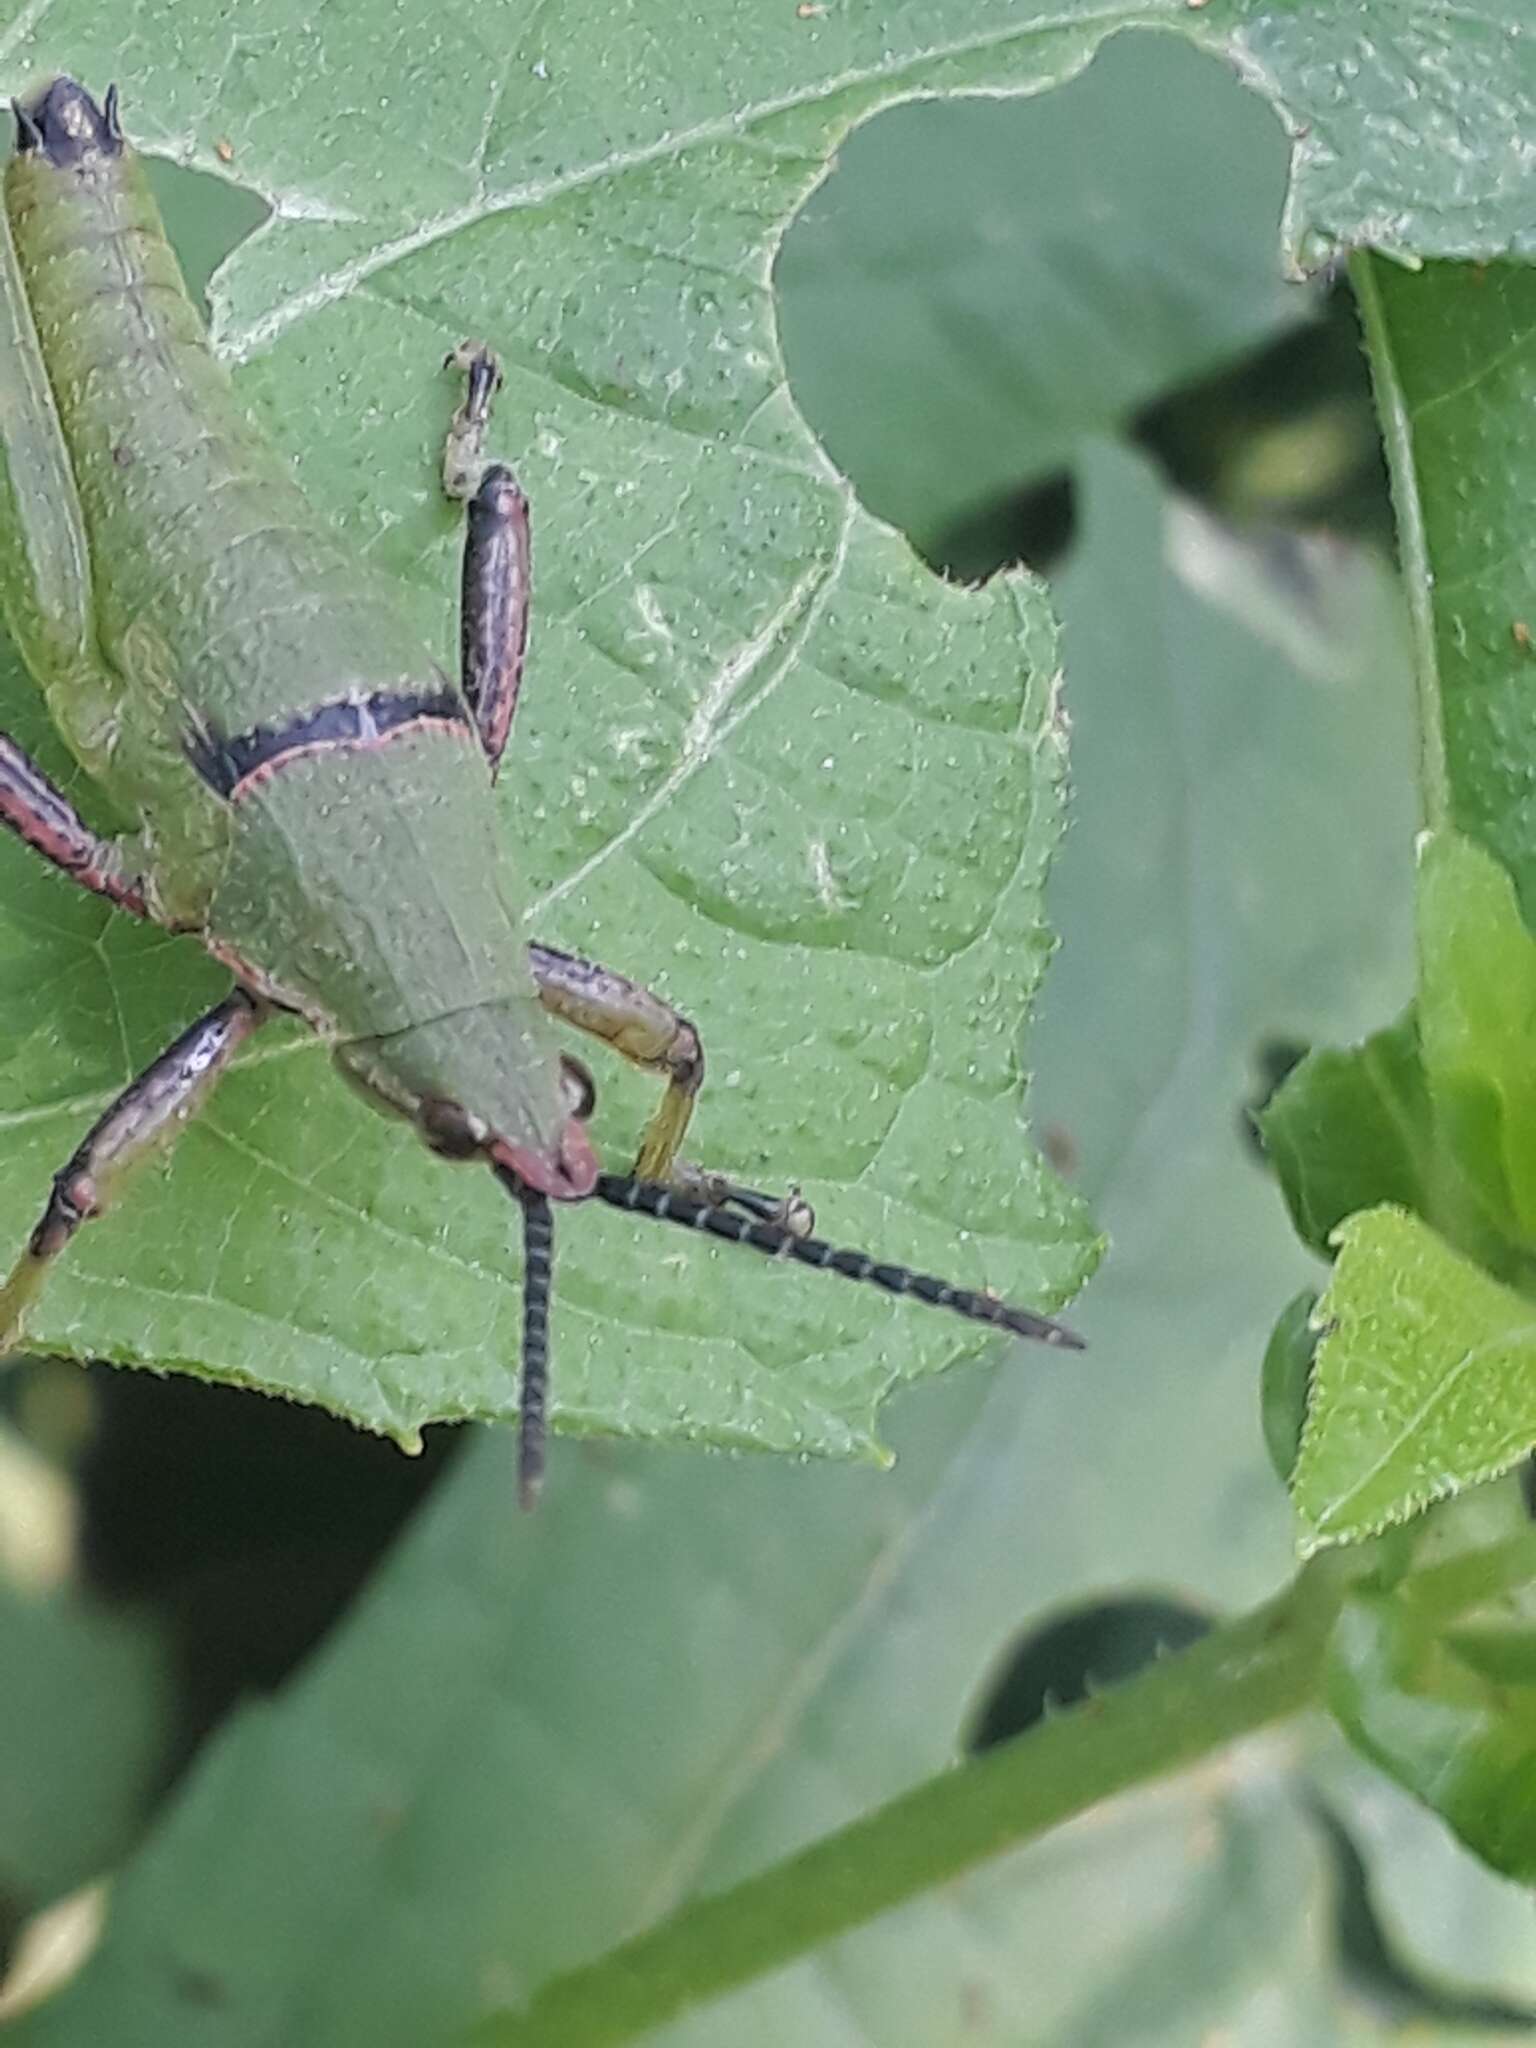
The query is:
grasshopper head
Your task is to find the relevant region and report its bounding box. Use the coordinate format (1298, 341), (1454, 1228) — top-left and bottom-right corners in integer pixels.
(335, 1012), (599, 1201)
(487, 1057), (600, 1201)
(421, 1056), (599, 1202)
(13, 78), (122, 166)
(336, 1021), (598, 1511)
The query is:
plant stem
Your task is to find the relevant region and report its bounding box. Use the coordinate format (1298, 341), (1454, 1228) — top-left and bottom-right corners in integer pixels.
(1351, 247), (1449, 832)
(472, 1554), (1353, 2048)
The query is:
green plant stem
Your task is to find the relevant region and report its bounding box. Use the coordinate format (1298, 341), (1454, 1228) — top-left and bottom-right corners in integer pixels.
(1351, 246), (1449, 832)
(472, 1554), (1354, 2048)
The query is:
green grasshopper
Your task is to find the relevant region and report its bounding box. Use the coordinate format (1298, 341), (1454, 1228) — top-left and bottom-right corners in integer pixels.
(0, 78), (1081, 1502)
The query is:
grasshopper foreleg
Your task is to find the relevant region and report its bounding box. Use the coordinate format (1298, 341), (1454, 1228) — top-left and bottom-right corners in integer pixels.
(527, 942), (702, 1181)
(0, 989), (266, 1354)
(0, 731), (148, 916)
(444, 342), (528, 776)
(525, 943), (811, 1232)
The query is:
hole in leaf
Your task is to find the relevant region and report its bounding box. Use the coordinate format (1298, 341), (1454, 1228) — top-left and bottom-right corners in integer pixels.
(775, 27), (1385, 580)
(142, 157), (269, 316)
(1134, 281), (1391, 550)
(965, 1592), (1211, 1753)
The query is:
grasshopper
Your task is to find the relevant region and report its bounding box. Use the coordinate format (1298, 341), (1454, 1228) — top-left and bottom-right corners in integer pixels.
(0, 78), (1082, 1503)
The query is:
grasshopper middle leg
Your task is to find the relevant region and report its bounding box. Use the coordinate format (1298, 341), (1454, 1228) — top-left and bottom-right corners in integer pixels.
(443, 342), (528, 777)
(0, 989), (267, 1353)
(440, 350), (808, 1232)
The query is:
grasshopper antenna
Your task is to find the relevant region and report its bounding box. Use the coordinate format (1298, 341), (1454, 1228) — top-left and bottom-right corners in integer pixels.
(515, 1186), (555, 1509)
(595, 1174), (1084, 1349)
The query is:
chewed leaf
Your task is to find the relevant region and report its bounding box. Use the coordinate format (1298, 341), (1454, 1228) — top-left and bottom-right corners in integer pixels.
(0, 51), (1101, 1459)
(1295, 1207), (1536, 1551)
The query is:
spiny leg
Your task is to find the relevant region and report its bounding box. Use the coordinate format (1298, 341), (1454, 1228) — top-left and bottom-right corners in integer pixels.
(665, 1164), (815, 1239)
(595, 1174), (1083, 1350)
(443, 342), (528, 775)
(0, 989), (267, 1353)
(0, 732), (148, 916)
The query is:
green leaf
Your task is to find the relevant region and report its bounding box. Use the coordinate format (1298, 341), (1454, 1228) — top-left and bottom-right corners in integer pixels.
(1416, 831), (1536, 1254)
(1260, 1017), (1439, 1260)
(0, 22), (1110, 1458)
(1267, 833), (1536, 1544)
(0, 0), (1529, 1464)
(1354, 250), (1536, 896)
(1261, 1289), (1316, 1485)
(1262, 831), (1536, 1285)
(4, 431), (1422, 2047)
(1314, 1737), (1536, 2021)
(0, 6), (1523, 2033)
(1329, 1522), (1536, 1886)
(1294, 1207), (1536, 1550)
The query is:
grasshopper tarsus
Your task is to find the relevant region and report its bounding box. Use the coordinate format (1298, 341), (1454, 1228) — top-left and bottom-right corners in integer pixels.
(671, 1164), (816, 1238)
(458, 463), (530, 773)
(446, 338), (530, 775)
(442, 339), (504, 500)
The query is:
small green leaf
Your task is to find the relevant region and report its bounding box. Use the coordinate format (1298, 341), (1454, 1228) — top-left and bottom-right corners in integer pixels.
(1269, 837), (1536, 1545)
(1261, 1289), (1317, 1485)
(1263, 831), (1536, 1285)
(1329, 1525), (1536, 1885)
(1259, 1017), (1436, 1260)
(1416, 831), (1536, 1252)
(1295, 1207), (1536, 1549)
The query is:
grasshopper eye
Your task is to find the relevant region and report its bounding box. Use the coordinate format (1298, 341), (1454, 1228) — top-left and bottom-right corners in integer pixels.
(560, 1055), (596, 1121)
(417, 1099), (488, 1159)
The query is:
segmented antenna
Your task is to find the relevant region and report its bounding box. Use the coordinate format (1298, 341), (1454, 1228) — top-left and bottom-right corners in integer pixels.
(516, 1188), (556, 1509)
(595, 1174), (1083, 1349)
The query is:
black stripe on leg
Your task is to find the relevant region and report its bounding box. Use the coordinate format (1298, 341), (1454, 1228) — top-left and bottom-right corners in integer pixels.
(186, 687), (471, 800)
